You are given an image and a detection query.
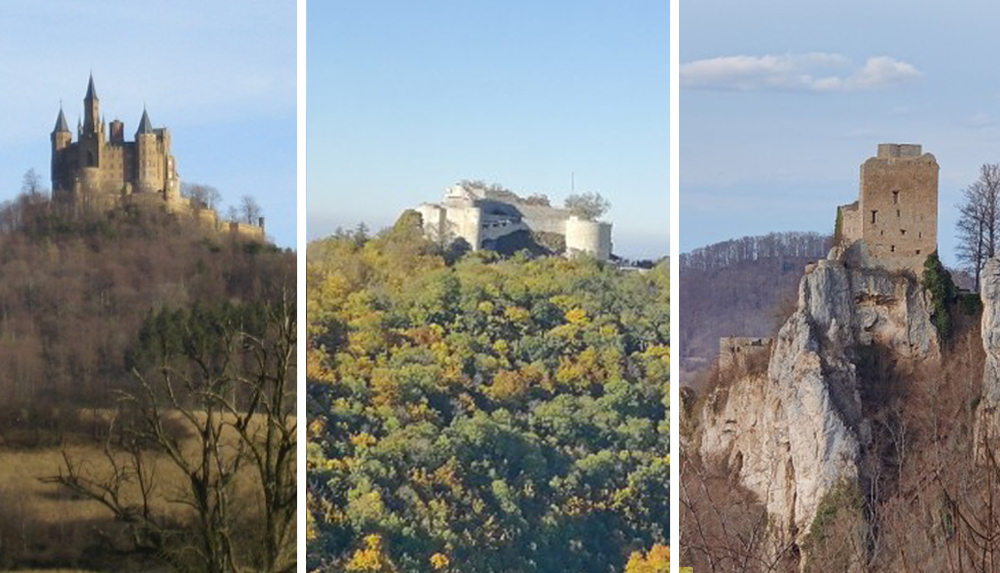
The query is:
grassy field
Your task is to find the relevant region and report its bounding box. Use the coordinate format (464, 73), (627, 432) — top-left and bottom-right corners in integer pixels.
(0, 409), (280, 571)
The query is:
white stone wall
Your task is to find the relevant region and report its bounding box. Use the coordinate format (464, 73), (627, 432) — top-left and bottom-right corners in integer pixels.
(444, 204), (482, 249)
(565, 216), (613, 259)
(414, 187), (613, 260)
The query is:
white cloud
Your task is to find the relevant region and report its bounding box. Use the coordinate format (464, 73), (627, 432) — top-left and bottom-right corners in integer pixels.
(680, 53), (920, 92)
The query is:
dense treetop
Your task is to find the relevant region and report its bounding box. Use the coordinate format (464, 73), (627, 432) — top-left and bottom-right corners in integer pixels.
(306, 213), (670, 572)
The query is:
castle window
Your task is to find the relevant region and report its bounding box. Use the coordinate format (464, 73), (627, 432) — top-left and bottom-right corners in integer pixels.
(871, 210), (878, 224)
(897, 209), (900, 217)
(892, 190), (899, 204)
(901, 229), (906, 235)
(891, 245), (895, 252)
(916, 249), (921, 255)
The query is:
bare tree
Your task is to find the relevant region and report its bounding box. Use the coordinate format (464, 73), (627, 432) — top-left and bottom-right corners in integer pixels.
(956, 164), (1000, 291)
(240, 195), (263, 225)
(182, 183), (223, 210)
(564, 192), (611, 221)
(21, 168), (45, 197)
(50, 297), (296, 573)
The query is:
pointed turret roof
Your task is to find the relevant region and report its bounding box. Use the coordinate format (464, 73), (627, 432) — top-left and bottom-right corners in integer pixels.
(85, 73), (98, 100)
(53, 107), (70, 133)
(136, 108), (153, 135)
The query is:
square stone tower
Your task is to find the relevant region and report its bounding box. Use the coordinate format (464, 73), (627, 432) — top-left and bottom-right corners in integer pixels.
(840, 143), (938, 273)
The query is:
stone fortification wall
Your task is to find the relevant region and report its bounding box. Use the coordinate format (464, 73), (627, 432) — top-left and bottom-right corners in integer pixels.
(415, 183), (613, 260)
(565, 216), (612, 260)
(838, 201), (862, 243)
(859, 144), (938, 273)
(718, 336), (773, 374)
(833, 143), (938, 274)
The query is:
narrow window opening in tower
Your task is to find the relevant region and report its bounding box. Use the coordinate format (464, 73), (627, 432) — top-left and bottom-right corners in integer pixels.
(917, 249), (922, 255)
(919, 232), (922, 238)
(901, 229), (906, 235)
(897, 209), (901, 217)
(891, 245), (896, 253)
(872, 210), (878, 224)
(893, 190), (899, 204)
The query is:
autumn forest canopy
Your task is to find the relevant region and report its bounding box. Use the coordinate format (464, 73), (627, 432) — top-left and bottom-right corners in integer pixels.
(306, 212), (671, 572)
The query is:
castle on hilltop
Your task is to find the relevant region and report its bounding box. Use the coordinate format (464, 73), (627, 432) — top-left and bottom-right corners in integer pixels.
(717, 143), (939, 370)
(415, 182), (613, 260)
(835, 143), (939, 274)
(50, 75), (265, 240)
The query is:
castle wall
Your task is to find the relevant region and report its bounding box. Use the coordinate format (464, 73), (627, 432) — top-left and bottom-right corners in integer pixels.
(228, 221), (266, 241)
(417, 185), (613, 260)
(718, 337), (773, 374)
(839, 201), (862, 243)
(858, 144), (938, 273)
(416, 204), (446, 243)
(565, 216), (613, 259)
(444, 205), (482, 249)
(480, 216), (527, 242)
(514, 203), (573, 235)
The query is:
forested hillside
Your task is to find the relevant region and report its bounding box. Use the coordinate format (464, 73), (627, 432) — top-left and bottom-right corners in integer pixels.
(306, 212), (671, 573)
(678, 232), (830, 385)
(0, 188), (297, 572)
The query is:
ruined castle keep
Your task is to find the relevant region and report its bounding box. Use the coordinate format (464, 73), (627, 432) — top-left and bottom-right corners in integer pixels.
(49, 75), (264, 240)
(836, 143), (939, 273)
(415, 182), (613, 260)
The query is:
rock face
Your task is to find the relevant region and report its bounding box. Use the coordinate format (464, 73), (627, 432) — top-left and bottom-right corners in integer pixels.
(976, 258), (1000, 455)
(699, 257), (938, 548)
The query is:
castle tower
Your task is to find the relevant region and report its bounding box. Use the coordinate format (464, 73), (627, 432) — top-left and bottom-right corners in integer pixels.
(135, 108), (159, 194)
(50, 107), (73, 194)
(78, 74), (105, 172)
(83, 74), (100, 135)
(51, 107), (72, 151)
(857, 144), (938, 273)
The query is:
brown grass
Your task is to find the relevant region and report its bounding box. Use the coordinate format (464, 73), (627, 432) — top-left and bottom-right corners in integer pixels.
(0, 409), (285, 570)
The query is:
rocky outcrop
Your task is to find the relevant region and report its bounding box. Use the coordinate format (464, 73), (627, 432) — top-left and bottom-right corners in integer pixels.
(976, 258), (1000, 456)
(699, 257), (938, 549)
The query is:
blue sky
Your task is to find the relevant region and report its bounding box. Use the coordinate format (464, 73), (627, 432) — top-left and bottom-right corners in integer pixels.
(0, 1), (296, 248)
(307, 0), (670, 259)
(681, 0), (1000, 267)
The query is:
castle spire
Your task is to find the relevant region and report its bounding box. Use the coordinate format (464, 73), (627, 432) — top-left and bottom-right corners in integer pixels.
(53, 106), (70, 133)
(136, 107), (154, 135)
(83, 73), (101, 135)
(85, 73), (98, 101)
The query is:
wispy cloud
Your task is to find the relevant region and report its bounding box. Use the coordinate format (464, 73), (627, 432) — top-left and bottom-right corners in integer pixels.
(680, 53), (920, 92)
(959, 112), (996, 129)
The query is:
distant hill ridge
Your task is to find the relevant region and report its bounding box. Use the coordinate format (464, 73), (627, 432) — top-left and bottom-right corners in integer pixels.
(679, 231), (831, 385)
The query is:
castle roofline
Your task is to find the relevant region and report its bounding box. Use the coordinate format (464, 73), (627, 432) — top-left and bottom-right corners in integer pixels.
(136, 108), (153, 135)
(85, 73), (98, 101)
(53, 107), (70, 133)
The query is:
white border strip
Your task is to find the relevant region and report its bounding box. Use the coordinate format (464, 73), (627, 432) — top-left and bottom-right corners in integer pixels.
(669, 0), (680, 569)
(296, 0), (307, 570)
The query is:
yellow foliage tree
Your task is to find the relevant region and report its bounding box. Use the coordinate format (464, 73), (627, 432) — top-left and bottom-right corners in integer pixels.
(623, 544), (669, 573)
(346, 534), (397, 572)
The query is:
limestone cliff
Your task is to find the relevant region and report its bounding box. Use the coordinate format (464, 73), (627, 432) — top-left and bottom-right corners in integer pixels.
(976, 258), (1000, 455)
(699, 256), (938, 549)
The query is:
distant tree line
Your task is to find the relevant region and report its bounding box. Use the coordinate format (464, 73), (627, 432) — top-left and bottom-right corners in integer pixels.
(679, 231), (830, 272)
